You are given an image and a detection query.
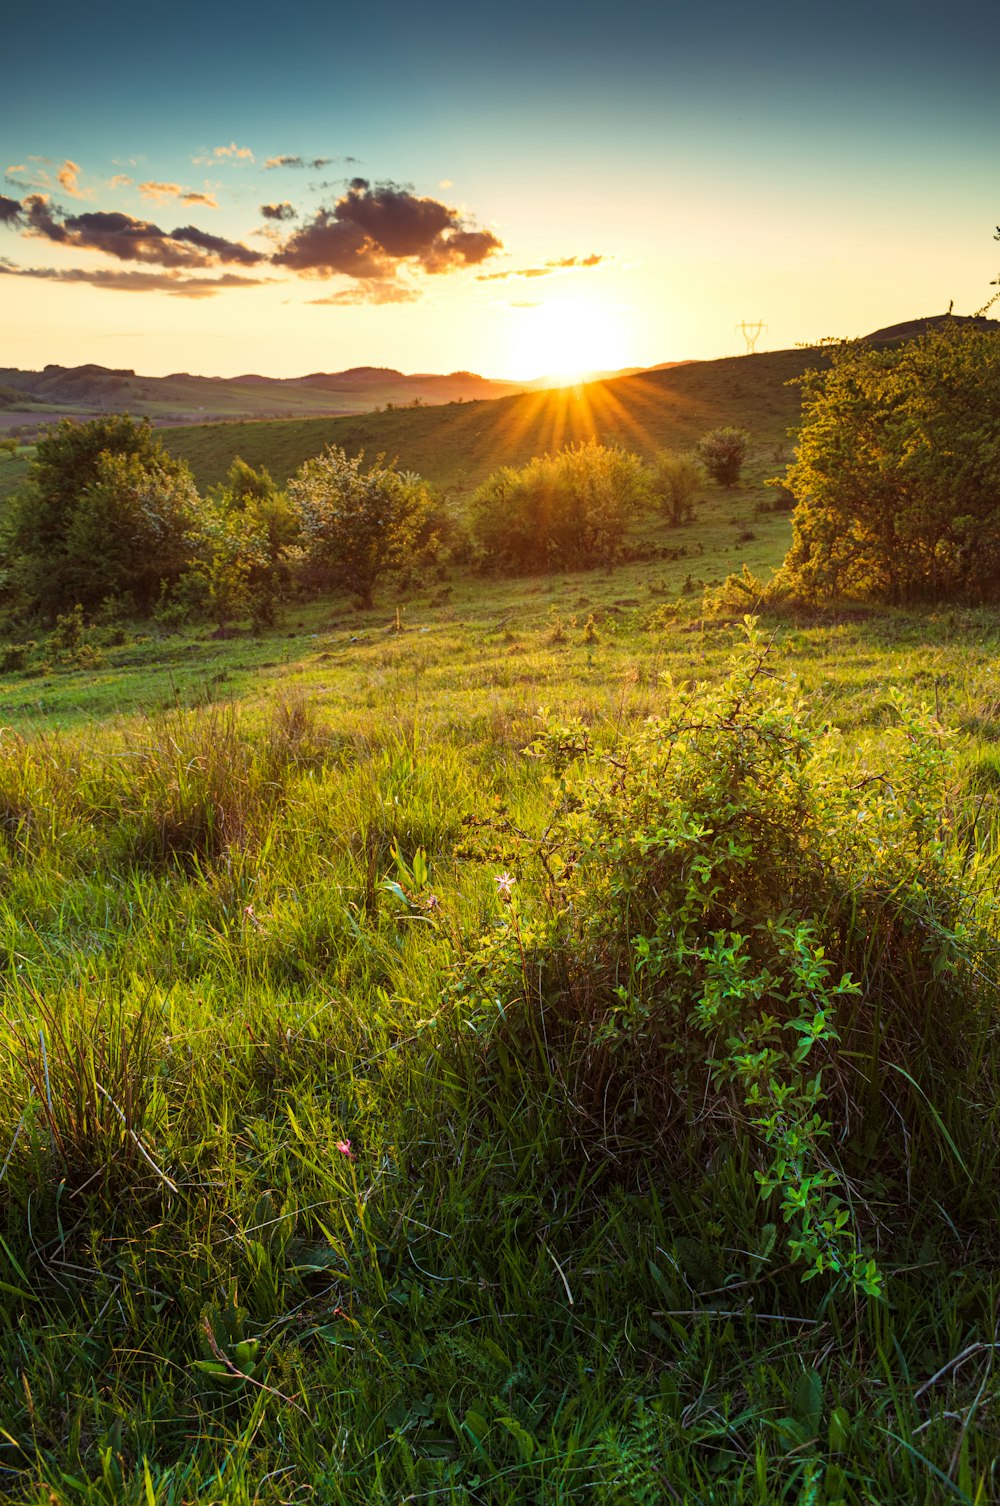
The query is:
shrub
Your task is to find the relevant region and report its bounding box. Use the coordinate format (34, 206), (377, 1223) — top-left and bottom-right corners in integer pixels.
(648, 450), (704, 525)
(6, 415), (198, 616)
(288, 446), (431, 609)
(452, 624), (993, 1292)
(470, 440), (648, 574)
(697, 426), (750, 487)
(779, 322), (1000, 603)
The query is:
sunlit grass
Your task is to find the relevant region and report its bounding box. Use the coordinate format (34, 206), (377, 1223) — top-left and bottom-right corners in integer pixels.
(1, 490), (999, 1502)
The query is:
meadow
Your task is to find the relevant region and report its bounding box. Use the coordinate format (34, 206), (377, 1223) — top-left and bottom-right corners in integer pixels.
(1, 365), (999, 1505)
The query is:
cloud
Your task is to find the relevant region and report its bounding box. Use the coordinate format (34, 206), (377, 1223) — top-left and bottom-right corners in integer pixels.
(264, 154), (333, 170)
(108, 174), (133, 189)
(439, 179), (453, 189)
(56, 160), (85, 198)
(273, 178), (501, 289)
(214, 142), (254, 161)
(171, 225), (263, 266)
(308, 280), (421, 306)
(0, 260), (265, 298)
(477, 253), (606, 281)
(260, 201), (296, 221)
(19, 196), (261, 268)
(0, 194), (22, 225)
(138, 181), (219, 209)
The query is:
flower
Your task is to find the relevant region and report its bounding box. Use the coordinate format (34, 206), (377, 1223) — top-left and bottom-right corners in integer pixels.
(336, 1140), (355, 1160)
(495, 871), (515, 900)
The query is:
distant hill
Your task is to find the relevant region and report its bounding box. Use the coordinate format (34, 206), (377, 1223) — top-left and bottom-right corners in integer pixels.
(0, 362), (530, 432)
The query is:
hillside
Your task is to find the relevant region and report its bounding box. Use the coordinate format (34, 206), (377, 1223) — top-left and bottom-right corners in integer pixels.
(0, 362), (527, 431)
(161, 342), (814, 496)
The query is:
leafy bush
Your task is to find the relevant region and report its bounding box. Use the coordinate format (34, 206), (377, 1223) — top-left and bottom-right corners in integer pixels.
(697, 425), (750, 487)
(187, 458), (298, 632)
(288, 446), (432, 608)
(5, 415), (198, 615)
(453, 624), (993, 1292)
(779, 322), (1000, 603)
(470, 440), (648, 574)
(648, 449), (704, 525)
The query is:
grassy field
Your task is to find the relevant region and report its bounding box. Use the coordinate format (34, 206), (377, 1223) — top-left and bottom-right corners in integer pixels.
(1, 396), (1000, 1504)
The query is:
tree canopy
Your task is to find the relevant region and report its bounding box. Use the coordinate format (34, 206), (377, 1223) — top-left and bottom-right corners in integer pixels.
(779, 322), (1000, 603)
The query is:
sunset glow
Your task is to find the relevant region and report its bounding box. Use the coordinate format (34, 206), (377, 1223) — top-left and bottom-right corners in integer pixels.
(508, 299), (632, 384)
(0, 1), (995, 381)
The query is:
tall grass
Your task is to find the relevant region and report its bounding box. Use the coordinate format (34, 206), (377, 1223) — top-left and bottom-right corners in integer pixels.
(0, 614), (998, 1502)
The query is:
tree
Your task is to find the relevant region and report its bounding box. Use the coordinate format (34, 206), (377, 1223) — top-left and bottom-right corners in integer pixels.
(7, 415), (198, 615)
(779, 322), (1000, 603)
(288, 446), (431, 609)
(697, 426), (750, 487)
(194, 458), (299, 629)
(648, 450), (704, 526)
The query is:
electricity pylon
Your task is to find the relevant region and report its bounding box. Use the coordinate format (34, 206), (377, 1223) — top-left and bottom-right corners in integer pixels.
(736, 320), (767, 355)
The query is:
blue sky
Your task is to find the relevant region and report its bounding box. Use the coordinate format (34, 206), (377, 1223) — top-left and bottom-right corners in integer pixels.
(2, 0), (996, 377)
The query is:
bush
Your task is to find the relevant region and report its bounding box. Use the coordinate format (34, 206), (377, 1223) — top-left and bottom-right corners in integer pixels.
(288, 447), (431, 609)
(6, 416), (198, 615)
(697, 426), (750, 487)
(183, 458), (298, 632)
(470, 440), (648, 574)
(779, 322), (1000, 603)
(647, 450), (704, 525)
(452, 624), (994, 1292)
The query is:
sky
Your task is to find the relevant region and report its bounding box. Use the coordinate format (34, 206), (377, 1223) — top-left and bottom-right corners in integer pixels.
(1, 0), (997, 381)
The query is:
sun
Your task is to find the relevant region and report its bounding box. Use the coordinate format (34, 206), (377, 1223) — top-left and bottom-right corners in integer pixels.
(509, 298), (630, 384)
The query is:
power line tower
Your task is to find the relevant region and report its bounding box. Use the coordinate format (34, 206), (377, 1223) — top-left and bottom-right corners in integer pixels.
(736, 319), (767, 355)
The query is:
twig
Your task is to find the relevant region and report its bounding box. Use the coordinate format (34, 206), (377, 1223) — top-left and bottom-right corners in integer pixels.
(201, 1318), (309, 1415)
(94, 1083), (179, 1194)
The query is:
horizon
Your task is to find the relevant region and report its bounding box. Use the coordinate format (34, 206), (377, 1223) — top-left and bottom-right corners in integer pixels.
(2, 1), (997, 382)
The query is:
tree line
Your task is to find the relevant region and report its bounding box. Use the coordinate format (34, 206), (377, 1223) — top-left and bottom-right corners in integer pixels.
(0, 420), (749, 630)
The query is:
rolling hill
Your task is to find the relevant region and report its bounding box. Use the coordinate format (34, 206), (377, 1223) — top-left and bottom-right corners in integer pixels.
(0, 362), (528, 431)
(159, 342), (815, 497)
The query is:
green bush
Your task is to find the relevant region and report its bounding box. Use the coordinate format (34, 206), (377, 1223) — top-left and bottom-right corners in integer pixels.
(288, 446), (432, 609)
(452, 624), (994, 1292)
(779, 322), (1000, 603)
(648, 449), (704, 525)
(470, 440), (648, 574)
(697, 425), (750, 487)
(5, 415), (198, 616)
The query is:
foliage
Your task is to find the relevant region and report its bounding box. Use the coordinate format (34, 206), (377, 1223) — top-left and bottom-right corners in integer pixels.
(470, 439), (648, 573)
(185, 458), (298, 631)
(288, 445), (432, 608)
(779, 322), (1000, 603)
(0, 599), (999, 1501)
(453, 623), (992, 1293)
(647, 448), (704, 525)
(6, 415), (198, 614)
(697, 424), (750, 486)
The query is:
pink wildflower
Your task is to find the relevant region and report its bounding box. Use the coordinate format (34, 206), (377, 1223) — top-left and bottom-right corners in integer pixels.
(495, 871), (515, 901)
(336, 1140), (355, 1161)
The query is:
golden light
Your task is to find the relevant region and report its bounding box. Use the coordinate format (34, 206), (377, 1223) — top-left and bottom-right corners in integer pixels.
(509, 297), (631, 384)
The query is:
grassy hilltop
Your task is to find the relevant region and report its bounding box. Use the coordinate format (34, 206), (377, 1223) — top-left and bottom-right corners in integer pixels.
(0, 330), (999, 1505)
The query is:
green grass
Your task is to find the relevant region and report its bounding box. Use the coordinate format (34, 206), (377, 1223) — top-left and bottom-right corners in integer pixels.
(1, 477), (999, 1503)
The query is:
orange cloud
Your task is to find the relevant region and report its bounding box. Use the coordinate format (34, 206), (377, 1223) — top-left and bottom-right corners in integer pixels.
(139, 181), (219, 209)
(214, 142), (254, 161)
(0, 260), (265, 298)
(57, 160), (85, 198)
